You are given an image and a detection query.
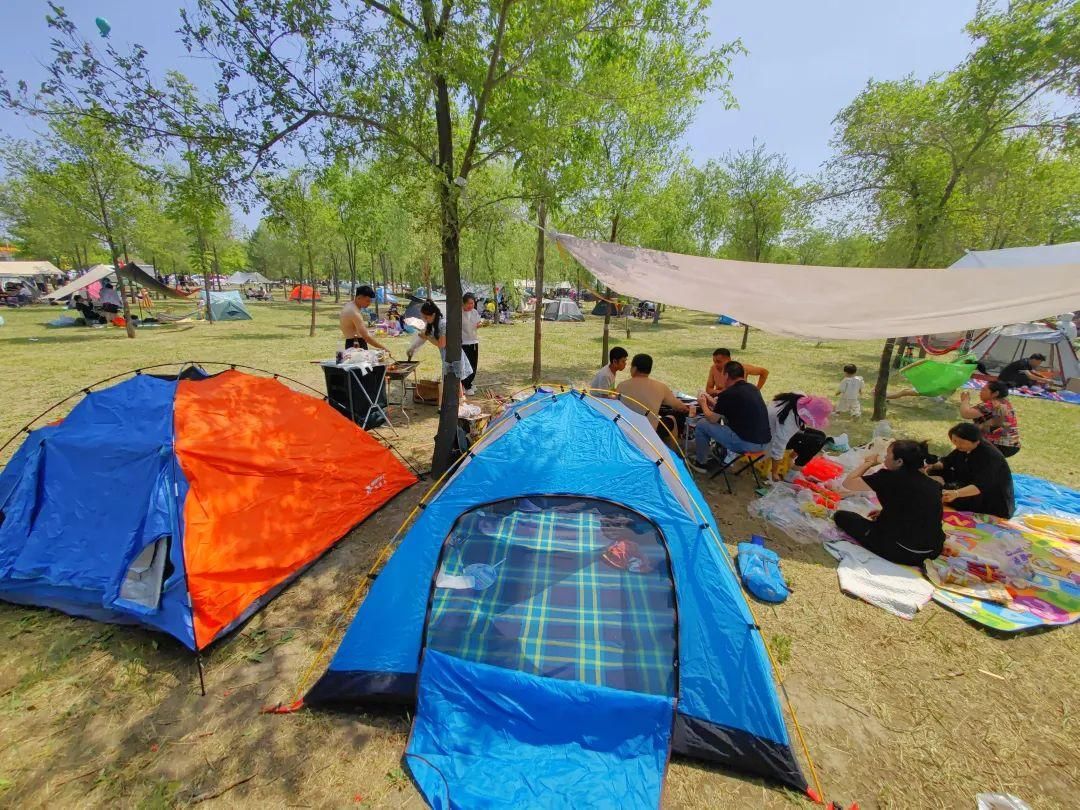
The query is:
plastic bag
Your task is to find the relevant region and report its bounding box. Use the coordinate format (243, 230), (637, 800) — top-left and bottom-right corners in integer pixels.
(976, 794), (1031, 810)
(737, 542), (790, 603)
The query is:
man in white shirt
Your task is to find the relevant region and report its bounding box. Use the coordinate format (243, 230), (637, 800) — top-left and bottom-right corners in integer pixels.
(339, 285), (390, 352)
(461, 293), (483, 395)
(99, 280), (123, 313)
(589, 347), (629, 394)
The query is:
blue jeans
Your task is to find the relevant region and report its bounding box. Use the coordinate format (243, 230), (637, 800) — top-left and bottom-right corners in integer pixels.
(695, 421), (768, 464)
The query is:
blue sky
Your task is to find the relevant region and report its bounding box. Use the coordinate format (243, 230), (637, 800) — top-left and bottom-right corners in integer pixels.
(0, 1), (979, 229)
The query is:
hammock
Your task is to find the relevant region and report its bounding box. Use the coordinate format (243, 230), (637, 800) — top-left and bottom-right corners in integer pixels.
(899, 356), (979, 397)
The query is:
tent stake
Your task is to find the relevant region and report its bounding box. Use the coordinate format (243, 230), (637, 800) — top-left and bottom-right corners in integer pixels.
(196, 653), (207, 697)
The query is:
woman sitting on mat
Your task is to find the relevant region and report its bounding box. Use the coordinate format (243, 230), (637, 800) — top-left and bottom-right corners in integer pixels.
(926, 422), (1015, 519)
(833, 440), (945, 566)
(958, 381), (1020, 458)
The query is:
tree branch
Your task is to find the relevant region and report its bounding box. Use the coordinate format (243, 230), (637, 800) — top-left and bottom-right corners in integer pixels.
(458, 0), (512, 178)
(361, 0), (422, 35)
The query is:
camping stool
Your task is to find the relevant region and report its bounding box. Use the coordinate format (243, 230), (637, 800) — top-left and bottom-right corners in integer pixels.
(710, 450), (766, 495)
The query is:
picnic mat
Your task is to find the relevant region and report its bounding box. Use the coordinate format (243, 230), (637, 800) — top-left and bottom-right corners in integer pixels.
(929, 510), (1080, 632)
(427, 497), (677, 697)
(962, 376), (1080, 405)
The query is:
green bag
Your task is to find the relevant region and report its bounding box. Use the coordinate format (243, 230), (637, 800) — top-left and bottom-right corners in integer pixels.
(899, 355), (978, 397)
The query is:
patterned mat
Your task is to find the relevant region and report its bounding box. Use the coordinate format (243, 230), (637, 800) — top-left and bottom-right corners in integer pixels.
(427, 497), (677, 696)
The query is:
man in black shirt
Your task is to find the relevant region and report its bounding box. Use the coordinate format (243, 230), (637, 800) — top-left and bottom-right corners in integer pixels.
(689, 361), (771, 473)
(997, 353), (1054, 388)
(928, 422), (1015, 519)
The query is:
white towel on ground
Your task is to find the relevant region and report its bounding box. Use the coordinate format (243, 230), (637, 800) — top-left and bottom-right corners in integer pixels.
(824, 539), (934, 620)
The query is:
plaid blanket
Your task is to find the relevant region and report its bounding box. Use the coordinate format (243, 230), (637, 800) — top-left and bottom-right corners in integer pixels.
(427, 498), (677, 697)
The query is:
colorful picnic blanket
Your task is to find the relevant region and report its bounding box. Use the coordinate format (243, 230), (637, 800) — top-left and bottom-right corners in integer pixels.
(962, 377), (1080, 405)
(427, 498), (677, 697)
(930, 511), (1080, 632)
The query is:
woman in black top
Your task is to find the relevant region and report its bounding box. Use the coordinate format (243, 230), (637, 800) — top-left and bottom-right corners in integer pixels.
(833, 440), (945, 566)
(927, 422), (1015, 519)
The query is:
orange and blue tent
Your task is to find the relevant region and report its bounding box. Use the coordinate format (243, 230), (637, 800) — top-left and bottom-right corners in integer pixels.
(0, 369), (416, 650)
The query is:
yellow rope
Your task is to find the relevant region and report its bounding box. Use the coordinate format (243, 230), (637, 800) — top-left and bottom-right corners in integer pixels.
(286, 386), (826, 801)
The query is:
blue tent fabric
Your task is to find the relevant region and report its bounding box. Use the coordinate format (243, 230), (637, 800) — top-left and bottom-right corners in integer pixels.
(306, 392), (807, 801)
(202, 290), (253, 321)
(0, 376), (195, 645)
(408, 650), (673, 810)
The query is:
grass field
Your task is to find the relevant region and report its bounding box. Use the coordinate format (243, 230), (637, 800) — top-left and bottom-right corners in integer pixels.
(0, 300), (1077, 808)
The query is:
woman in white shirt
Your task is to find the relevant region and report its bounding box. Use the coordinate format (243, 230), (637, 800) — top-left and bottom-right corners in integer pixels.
(461, 293), (482, 395)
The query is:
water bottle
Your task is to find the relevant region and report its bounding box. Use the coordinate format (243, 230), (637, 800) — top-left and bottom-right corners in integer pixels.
(872, 420), (892, 440)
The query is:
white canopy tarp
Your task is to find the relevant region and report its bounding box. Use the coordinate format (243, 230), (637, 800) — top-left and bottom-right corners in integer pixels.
(552, 232), (1080, 341)
(0, 261), (62, 278)
(949, 242), (1080, 269)
(45, 264), (115, 300)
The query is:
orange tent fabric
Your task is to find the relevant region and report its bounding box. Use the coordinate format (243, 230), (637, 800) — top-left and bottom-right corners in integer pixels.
(289, 284), (321, 301)
(173, 371), (416, 648)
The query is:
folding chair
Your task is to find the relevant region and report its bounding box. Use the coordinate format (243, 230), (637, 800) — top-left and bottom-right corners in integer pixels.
(710, 450), (766, 495)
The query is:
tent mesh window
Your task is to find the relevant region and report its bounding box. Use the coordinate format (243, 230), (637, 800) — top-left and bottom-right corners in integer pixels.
(426, 496), (677, 697)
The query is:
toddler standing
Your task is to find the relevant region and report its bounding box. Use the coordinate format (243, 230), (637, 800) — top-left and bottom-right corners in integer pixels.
(836, 364), (864, 417)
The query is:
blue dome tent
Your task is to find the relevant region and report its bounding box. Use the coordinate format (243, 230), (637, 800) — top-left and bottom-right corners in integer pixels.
(304, 390), (809, 807)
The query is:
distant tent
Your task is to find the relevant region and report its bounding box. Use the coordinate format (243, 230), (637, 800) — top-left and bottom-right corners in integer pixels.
(591, 299), (623, 317)
(403, 294), (446, 320)
(46, 264), (193, 302)
(0, 261), (63, 280)
(0, 369), (416, 650)
(304, 391), (808, 805)
(0, 276), (43, 303)
(970, 323), (1080, 385)
(716, 315), (739, 326)
(949, 241), (1080, 269)
(542, 297), (584, 322)
(289, 284), (321, 302)
(227, 271), (272, 285)
(203, 290), (253, 321)
(375, 285), (399, 304)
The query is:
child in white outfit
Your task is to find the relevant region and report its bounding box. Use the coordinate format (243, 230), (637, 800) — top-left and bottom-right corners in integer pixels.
(836, 364), (863, 417)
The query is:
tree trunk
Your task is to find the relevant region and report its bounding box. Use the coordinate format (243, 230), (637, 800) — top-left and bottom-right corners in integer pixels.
(892, 337), (909, 370)
(103, 233), (134, 338)
(380, 252), (390, 304)
(200, 229), (215, 325)
(871, 337), (897, 420)
(601, 287), (612, 367)
(740, 323), (750, 350)
(430, 71), (463, 477)
(346, 240), (357, 298)
(331, 252), (341, 304)
(531, 198), (546, 384)
(306, 244), (317, 337)
(370, 254), (380, 318)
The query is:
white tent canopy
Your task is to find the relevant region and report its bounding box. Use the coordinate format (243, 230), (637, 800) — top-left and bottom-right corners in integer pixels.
(0, 261), (63, 278)
(552, 233), (1080, 341)
(949, 242), (1080, 269)
(45, 265), (115, 300)
(227, 271), (272, 285)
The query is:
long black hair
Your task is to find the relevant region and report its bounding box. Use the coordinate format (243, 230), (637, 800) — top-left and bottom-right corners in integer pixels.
(772, 392), (804, 427)
(421, 300), (442, 337)
(890, 439), (932, 472)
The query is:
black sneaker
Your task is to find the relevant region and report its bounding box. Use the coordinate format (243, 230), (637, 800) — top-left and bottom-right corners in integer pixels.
(687, 458), (712, 475)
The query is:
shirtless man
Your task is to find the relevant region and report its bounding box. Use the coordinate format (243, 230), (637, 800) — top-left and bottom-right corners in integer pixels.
(340, 285), (391, 351)
(705, 348), (769, 393)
